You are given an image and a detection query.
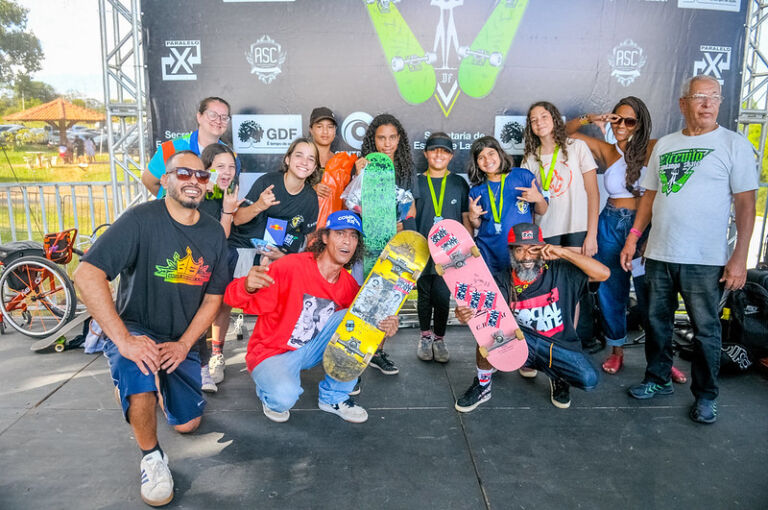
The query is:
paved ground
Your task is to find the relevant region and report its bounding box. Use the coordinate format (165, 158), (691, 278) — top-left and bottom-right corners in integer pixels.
(1, 318), (767, 509)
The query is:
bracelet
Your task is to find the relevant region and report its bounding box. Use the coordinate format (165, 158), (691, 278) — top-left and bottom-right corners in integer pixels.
(222, 210), (237, 215)
(579, 114), (591, 126)
(629, 227), (643, 238)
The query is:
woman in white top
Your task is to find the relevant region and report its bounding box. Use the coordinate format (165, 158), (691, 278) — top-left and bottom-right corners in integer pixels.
(567, 96), (685, 383)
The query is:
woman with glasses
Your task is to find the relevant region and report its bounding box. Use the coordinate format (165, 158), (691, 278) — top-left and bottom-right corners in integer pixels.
(566, 97), (686, 382)
(142, 96), (238, 198)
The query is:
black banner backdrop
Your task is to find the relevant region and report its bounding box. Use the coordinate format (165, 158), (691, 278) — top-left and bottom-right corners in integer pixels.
(143, 0), (746, 174)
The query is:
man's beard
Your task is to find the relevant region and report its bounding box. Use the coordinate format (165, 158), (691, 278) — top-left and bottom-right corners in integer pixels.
(510, 255), (544, 281)
(168, 184), (202, 210)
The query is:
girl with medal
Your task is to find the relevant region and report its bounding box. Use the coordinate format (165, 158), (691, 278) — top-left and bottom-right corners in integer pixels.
(413, 132), (469, 364)
(467, 136), (548, 276)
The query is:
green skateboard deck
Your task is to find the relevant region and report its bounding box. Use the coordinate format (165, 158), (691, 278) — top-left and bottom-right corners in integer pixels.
(365, 0), (436, 104)
(458, 0), (529, 98)
(361, 153), (397, 279)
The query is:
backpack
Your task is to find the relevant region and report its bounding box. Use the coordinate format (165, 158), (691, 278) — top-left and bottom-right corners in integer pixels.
(726, 278), (768, 359)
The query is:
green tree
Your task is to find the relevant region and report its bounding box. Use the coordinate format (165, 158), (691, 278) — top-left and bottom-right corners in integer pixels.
(0, 0), (43, 85)
(14, 75), (56, 104)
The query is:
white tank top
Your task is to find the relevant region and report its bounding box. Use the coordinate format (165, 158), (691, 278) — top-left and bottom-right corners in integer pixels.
(604, 145), (646, 199)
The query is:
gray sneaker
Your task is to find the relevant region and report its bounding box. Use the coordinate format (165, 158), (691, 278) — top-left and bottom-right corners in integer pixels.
(417, 335), (433, 361)
(262, 404), (290, 423)
(319, 398), (368, 423)
(432, 338), (450, 363)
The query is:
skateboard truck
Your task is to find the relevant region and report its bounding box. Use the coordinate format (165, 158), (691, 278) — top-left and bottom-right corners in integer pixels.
(457, 46), (503, 67)
(378, 249), (422, 280)
(478, 328), (525, 358)
(434, 246), (481, 276)
(336, 336), (374, 363)
(365, 0), (400, 12)
(391, 53), (437, 72)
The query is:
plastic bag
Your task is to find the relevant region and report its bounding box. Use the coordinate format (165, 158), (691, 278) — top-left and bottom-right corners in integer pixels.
(342, 170), (363, 215)
(317, 152), (357, 227)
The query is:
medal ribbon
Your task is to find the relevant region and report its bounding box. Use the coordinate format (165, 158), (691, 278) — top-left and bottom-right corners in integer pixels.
(486, 174), (507, 226)
(539, 145), (559, 191)
(426, 171), (449, 218)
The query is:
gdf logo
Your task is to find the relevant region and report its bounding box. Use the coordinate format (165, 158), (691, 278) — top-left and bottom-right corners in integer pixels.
(232, 114), (302, 154)
(246, 35), (287, 84)
(693, 45), (731, 85)
(161, 40), (201, 81)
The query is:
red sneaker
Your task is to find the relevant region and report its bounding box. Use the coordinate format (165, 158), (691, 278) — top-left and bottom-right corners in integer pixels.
(601, 354), (623, 374)
(671, 366), (687, 384)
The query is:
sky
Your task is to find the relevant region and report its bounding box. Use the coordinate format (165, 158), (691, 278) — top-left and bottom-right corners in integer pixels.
(19, 0), (103, 100)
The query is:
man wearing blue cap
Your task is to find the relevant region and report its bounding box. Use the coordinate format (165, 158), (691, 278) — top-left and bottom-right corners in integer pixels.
(224, 211), (400, 424)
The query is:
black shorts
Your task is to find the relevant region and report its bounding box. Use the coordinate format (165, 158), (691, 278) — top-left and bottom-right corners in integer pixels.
(543, 231), (587, 248)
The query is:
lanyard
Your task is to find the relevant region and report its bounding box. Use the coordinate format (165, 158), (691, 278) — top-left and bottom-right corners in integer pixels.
(486, 174), (507, 225)
(539, 145), (559, 191)
(425, 171), (449, 218)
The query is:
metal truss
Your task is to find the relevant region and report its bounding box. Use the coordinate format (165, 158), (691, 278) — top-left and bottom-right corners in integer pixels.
(738, 0), (768, 265)
(98, 0), (149, 218)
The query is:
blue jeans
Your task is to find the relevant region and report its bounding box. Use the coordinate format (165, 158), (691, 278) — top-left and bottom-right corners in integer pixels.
(644, 259), (723, 399)
(250, 309), (356, 412)
(595, 203), (638, 347)
(523, 328), (599, 390)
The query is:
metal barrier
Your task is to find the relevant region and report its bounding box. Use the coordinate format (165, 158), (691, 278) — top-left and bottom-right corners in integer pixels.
(0, 181), (143, 242)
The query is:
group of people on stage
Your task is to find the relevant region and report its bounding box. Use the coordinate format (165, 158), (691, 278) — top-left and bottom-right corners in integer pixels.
(72, 74), (758, 507)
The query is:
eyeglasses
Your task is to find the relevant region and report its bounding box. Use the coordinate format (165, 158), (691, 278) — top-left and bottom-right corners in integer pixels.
(166, 167), (211, 183)
(611, 117), (638, 128)
(685, 93), (724, 104)
(204, 110), (231, 123)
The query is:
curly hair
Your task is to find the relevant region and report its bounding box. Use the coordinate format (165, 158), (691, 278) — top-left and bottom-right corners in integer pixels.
(613, 96), (652, 197)
(305, 228), (364, 269)
(523, 101), (570, 168)
(280, 137), (321, 187)
(466, 136), (512, 186)
(359, 113), (413, 188)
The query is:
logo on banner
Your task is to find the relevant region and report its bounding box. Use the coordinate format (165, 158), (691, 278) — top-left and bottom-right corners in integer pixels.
(608, 39), (646, 87)
(693, 45), (731, 85)
(246, 35), (286, 84)
(341, 112), (373, 151)
(494, 115), (526, 155)
(678, 0), (740, 12)
(161, 40), (201, 81)
(233, 114), (301, 154)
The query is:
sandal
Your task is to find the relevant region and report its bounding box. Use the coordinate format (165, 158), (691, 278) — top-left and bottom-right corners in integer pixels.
(671, 366), (687, 384)
(602, 354), (623, 374)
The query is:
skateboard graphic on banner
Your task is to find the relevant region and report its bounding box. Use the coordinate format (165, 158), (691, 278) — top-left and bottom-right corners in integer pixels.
(323, 231), (428, 382)
(361, 152), (397, 279)
(457, 0), (529, 98)
(365, 0), (437, 104)
(428, 219), (527, 371)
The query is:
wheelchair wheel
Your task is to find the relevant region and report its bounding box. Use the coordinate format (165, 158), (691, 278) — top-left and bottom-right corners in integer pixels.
(0, 256), (76, 338)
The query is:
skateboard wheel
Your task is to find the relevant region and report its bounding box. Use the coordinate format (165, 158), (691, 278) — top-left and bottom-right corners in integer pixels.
(457, 46), (469, 58)
(471, 246), (481, 258)
(515, 328), (525, 341)
(489, 52), (503, 67)
(434, 264), (445, 276)
(425, 52), (437, 65)
(412, 269), (422, 280)
(54, 343), (65, 353)
(391, 57), (404, 72)
(478, 346), (489, 358)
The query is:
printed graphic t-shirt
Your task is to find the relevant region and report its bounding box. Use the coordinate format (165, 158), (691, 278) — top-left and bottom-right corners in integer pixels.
(82, 200), (230, 343)
(521, 138), (597, 238)
(224, 252), (359, 371)
(498, 260), (588, 351)
(469, 167), (544, 275)
(229, 171), (319, 252)
(641, 127), (758, 266)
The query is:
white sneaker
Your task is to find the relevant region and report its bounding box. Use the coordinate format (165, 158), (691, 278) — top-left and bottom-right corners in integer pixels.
(318, 398), (368, 423)
(140, 450), (173, 507)
(200, 365), (217, 393)
(208, 353), (225, 384)
(519, 367), (538, 378)
(263, 404), (290, 423)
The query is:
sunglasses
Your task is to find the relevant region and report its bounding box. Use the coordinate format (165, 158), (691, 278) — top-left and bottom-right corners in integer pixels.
(166, 167), (211, 183)
(611, 116), (638, 128)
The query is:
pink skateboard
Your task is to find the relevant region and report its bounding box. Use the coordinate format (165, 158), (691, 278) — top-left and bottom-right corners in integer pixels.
(428, 219), (528, 371)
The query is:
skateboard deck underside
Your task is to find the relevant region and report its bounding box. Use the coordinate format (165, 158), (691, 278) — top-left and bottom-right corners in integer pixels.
(361, 153), (397, 279)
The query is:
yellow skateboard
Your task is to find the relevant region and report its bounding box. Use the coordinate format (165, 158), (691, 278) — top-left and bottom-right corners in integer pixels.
(323, 230), (428, 382)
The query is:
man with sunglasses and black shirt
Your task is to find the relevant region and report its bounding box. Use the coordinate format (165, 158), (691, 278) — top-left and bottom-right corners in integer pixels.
(74, 150), (230, 507)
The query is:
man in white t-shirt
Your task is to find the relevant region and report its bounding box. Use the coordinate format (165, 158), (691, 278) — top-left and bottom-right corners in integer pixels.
(620, 75), (758, 424)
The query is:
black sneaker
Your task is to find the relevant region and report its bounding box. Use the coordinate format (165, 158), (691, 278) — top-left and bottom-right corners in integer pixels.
(455, 377), (491, 413)
(349, 378), (361, 396)
(369, 350), (399, 375)
(549, 378), (571, 409)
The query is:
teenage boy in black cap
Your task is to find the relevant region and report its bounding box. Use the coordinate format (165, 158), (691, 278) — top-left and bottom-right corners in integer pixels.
(308, 106), (337, 170)
(412, 132), (470, 363)
(454, 222), (609, 411)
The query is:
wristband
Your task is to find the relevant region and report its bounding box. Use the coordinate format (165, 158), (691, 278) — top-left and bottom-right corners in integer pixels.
(629, 227), (642, 238)
(579, 114), (591, 126)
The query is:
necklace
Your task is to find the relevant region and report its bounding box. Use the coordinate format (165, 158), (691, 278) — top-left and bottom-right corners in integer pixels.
(511, 265), (546, 294)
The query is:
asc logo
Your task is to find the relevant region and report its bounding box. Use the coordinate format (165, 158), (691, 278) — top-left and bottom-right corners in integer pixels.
(161, 40), (201, 81)
(232, 114), (301, 154)
(246, 35), (287, 84)
(608, 39), (647, 87)
(693, 45), (731, 85)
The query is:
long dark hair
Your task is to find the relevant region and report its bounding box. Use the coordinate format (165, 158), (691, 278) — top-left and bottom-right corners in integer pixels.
(200, 143), (235, 170)
(614, 96), (652, 197)
(466, 136), (512, 186)
(523, 101), (570, 168)
(280, 137), (321, 187)
(306, 228), (364, 269)
(360, 113), (413, 188)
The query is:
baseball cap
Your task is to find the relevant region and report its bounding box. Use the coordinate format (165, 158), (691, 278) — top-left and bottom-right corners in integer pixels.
(507, 222), (545, 246)
(309, 107), (337, 126)
(325, 211), (362, 233)
(424, 132), (454, 153)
